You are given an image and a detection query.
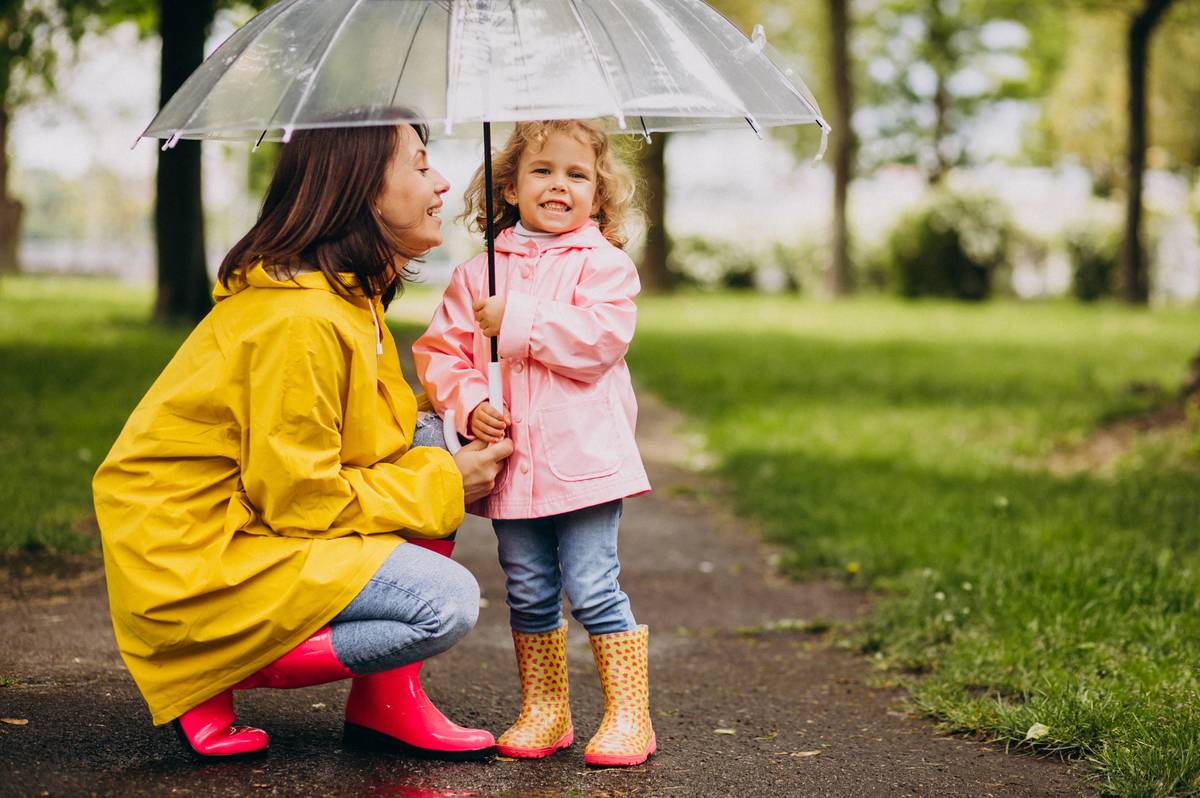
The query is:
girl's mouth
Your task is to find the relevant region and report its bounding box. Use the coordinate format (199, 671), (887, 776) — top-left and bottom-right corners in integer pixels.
(541, 201), (570, 213)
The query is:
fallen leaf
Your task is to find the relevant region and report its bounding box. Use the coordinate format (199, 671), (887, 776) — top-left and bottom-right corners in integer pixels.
(1024, 722), (1050, 742)
(791, 750), (821, 757)
(1, 718), (28, 726)
(713, 728), (737, 736)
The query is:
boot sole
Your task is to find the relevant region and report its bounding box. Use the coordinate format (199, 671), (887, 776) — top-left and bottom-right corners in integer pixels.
(343, 722), (495, 762)
(496, 728), (574, 758)
(171, 720), (269, 762)
(584, 733), (656, 767)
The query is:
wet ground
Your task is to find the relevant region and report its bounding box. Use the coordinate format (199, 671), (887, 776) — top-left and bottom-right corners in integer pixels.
(0, 395), (1092, 797)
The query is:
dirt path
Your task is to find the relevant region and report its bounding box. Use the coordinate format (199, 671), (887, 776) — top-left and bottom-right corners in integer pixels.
(0, 392), (1091, 797)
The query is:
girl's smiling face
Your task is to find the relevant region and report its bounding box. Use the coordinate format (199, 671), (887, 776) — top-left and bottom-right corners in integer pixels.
(504, 131), (597, 235)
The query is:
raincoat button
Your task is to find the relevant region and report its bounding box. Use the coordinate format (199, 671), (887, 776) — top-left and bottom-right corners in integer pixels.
(513, 414), (522, 424)
(513, 361), (523, 373)
(520, 463), (530, 475)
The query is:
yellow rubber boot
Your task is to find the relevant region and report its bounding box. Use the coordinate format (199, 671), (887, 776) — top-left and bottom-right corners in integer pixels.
(496, 624), (573, 758)
(584, 625), (656, 767)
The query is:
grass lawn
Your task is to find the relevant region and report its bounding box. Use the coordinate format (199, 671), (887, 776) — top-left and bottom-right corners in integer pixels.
(629, 294), (1200, 798)
(3, 277), (1199, 795)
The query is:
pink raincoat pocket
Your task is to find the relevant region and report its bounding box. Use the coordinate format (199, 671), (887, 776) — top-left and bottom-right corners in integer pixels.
(537, 398), (621, 481)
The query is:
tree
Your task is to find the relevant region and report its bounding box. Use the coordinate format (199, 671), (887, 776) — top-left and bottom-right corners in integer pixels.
(827, 0), (854, 295)
(1042, 0), (1196, 304)
(1120, 0), (1176, 305)
(855, 0), (1066, 184)
(153, 0), (216, 324)
(636, 133), (674, 292)
(0, 0), (110, 274)
(100, 0), (268, 323)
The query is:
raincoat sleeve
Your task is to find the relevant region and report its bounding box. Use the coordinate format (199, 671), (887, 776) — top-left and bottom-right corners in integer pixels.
(242, 314), (464, 539)
(412, 262), (491, 440)
(498, 248), (639, 383)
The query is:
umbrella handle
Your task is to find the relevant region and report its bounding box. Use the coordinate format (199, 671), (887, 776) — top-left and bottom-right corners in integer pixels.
(440, 363), (505, 455)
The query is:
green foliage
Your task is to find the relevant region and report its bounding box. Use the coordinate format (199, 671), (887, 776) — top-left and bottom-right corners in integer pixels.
(854, 0), (1068, 180)
(1065, 224), (1120, 302)
(878, 192), (1012, 300)
(630, 292), (1200, 795)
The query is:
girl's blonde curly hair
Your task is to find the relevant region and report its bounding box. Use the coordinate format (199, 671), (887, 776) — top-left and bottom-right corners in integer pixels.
(460, 120), (635, 249)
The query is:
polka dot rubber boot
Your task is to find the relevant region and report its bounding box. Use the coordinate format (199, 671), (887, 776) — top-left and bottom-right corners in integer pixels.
(496, 625), (574, 758)
(584, 625), (656, 767)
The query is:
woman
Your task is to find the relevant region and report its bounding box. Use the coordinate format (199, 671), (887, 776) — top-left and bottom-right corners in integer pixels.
(92, 120), (513, 761)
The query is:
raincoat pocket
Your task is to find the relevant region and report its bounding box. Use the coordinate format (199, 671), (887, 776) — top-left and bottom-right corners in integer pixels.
(537, 398), (621, 482)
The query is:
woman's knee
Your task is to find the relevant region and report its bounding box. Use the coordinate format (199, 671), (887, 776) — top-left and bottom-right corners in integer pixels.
(431, 559), (480, 648)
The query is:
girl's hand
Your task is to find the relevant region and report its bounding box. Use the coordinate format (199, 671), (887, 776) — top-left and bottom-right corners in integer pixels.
(453, 437), (514, 503)
(473, 296), (506, 337)
(469, 401), (510, 443)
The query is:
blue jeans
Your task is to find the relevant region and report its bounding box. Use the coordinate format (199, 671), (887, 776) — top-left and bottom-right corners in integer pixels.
(494, 500), (636, 635)
(330, 540), (479, 675)
(328, 414), (472, 674)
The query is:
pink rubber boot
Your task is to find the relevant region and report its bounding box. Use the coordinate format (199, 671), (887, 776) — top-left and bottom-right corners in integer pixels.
(342, 537), (495, 761)
(173, 626), (352, 759)
(172, 690), (269, 760)
(235, 626), (352, 690)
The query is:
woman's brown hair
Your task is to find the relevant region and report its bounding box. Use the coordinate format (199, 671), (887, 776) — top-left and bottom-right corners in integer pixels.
(218, 119), (430, 307)
(460, 120), (635, 249)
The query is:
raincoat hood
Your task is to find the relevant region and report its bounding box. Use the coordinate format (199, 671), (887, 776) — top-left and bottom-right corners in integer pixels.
(212, 262), (366, 302)
(494, 220), (610, 256)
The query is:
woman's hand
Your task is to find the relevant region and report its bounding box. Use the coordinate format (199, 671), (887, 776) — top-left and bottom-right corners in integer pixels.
(452, 437), (515, 503)
(469, 401), (509, 443)
(473, 296), (506, 337)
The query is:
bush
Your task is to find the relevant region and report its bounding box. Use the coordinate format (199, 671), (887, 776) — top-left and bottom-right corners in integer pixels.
(1065, 225), (1120, 302)
(879, 192), (1012, 301)
(669, 236), (805, 292)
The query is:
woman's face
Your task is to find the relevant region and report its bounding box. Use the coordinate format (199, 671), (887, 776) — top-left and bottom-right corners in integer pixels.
(377, 125), (450, 254)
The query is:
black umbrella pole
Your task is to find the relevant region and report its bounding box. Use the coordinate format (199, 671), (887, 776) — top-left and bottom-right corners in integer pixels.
(483, 121), (498, 364)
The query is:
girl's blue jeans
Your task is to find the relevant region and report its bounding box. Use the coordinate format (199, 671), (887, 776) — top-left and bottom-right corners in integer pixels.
(328, 413), (475, 674)
(494, 500), (637, 636)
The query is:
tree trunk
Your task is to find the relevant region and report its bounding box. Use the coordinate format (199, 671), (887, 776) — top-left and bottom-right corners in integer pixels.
(0, 107), (22, 275)
(154, 0), (215, 324)
(827, 0), (854, 296)
(1120, 0), (1174, 305)
(638, 132), (674, 293)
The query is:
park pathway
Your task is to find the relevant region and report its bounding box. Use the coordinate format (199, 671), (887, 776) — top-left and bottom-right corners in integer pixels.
(0, 377), (1091, 797)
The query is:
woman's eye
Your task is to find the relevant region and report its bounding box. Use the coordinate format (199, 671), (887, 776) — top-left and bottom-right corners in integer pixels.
(418, 168), (431, 175)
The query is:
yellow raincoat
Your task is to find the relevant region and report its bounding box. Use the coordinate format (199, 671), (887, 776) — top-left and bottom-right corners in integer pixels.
(93, 264), (464, 725)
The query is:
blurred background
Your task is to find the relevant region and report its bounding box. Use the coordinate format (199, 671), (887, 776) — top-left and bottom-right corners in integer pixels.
(3, 0), (1198, 314)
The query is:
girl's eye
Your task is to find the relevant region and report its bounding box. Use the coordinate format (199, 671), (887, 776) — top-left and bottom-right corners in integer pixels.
(533, 168), (550, 175)
(570, 172), (587, 180)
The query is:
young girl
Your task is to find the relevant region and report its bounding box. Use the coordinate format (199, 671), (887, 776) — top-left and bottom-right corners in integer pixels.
(413, 120), (654, 767)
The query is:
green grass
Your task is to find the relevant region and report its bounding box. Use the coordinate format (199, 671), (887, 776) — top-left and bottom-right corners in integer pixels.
(0, 277), (190, 552)
(629, 294), (1200, 797)
(4, 278), (1200, 794)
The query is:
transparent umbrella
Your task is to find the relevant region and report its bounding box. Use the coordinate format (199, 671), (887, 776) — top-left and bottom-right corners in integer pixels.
(143, 0), (828, 146)
(141, 0), (830, 448)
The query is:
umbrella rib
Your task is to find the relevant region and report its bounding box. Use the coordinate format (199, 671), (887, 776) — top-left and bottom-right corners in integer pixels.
(647, 0), (756, 127)
(256, 0), (359, 141)
(388, 2), (432, 108)
(280, 0), (369, 138)
(510, 0), (534, 110)
(672, 0), (826, 125)
(148, 0), (304, 141)
(566, 0), (627, 128)
(444, 1), (466, 132)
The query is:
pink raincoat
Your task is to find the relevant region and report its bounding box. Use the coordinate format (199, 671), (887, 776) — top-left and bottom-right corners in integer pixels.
(413, 221), (650, 519)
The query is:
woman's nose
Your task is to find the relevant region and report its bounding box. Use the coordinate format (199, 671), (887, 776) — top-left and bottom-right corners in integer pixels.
(434, 169), (450, 194)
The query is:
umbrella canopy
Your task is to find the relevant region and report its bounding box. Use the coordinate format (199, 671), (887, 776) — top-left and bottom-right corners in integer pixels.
(143, 0), (828, 150)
